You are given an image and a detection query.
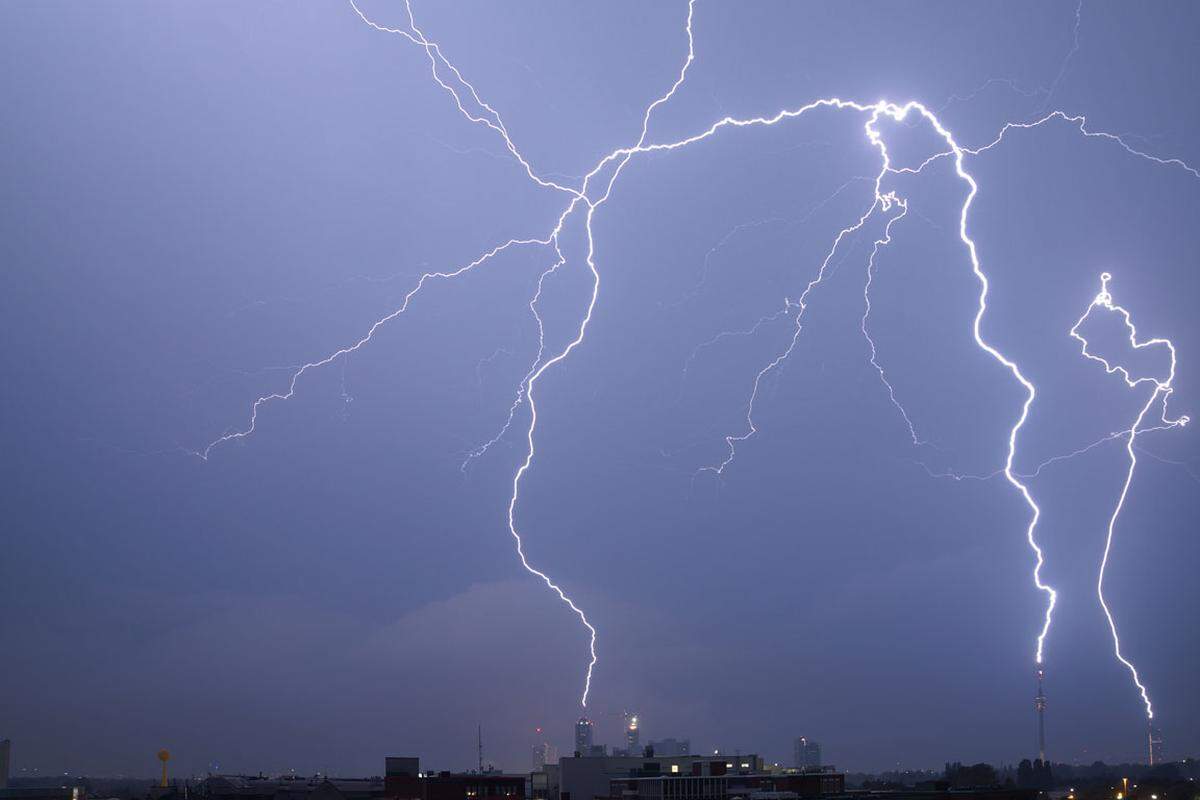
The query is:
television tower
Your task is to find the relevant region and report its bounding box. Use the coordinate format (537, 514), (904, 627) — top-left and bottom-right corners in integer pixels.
(1148, 720), (1162, 766)
(1034, 666), (1047, 762)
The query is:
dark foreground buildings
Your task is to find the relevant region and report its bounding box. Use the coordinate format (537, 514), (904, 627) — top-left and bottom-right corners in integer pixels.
(541, 752), (1036, 800)
(611, 764), (843, 800)
(199, 775), (385, 800)
(384, 758), (522, 800)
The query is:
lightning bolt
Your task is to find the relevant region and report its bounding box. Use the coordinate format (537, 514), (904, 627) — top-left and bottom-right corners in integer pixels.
(676, 99), (1056, 662)
(192, 1), (1200, 712)
(889, 102), (1057, 667)
(1068, 272), (1189, 719)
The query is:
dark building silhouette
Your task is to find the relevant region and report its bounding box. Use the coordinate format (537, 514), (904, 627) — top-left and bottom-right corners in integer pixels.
(383, 758), (521, 800)
(199, 776), (383, 800)
(0, 768), (87, 800)
(612, 768), (843, 800)
(646, 740), (690, 758)
(943, 763), (999, 789)
(0, 788), (86, 800)
(1016, 759), (1052, 790)
(564, 755), (751, 800)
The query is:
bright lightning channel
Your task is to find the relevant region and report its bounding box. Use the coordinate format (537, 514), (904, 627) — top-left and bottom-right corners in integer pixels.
(193, 0), (1200, 708)
(1068, 272), (1189, 719)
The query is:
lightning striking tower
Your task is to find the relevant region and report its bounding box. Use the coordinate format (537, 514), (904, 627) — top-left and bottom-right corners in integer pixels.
(1148, 721), (1163, 766)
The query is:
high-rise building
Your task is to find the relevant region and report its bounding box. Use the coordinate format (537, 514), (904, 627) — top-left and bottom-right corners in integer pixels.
(575, 717), (595, 756)
(793, 737), (821, 770)
(0, 739), (10, 790)
(533, 742), (559, 770)
(624, 713), (640, 756)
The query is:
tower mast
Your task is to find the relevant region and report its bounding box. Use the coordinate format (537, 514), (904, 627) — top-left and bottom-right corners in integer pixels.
(1034, 666), (1047, 762)
(1147, 720), (1162, 766)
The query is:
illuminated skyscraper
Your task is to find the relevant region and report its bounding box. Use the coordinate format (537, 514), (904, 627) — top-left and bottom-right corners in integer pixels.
(793, 737), (821, 770)
(625, 712), (640, 755)
(575, 717), (595, 756)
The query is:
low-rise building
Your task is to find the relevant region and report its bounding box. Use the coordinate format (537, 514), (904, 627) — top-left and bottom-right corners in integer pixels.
(531, 766), (560, 800)
(384, 758), (522, 800)
(199, 775), (384, 800)
(561, 755), (770, 800)
(610, 767), (843, 800)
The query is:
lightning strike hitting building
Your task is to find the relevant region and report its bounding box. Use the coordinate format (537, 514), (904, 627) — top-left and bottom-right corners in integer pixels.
(191, 0), (1197, 737)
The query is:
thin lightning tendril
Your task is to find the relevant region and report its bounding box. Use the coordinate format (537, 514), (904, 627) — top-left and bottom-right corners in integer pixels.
(192, 235), (552, 460)
(695, 146), (884, 477)
(682, 298), (798, 382)
(1068, 272), (1189, 720)
(193, 0), (1200, 709)
(461, 241), (567, 472)
(861, 197), (922, 445)
(918, 422), (1181, 483)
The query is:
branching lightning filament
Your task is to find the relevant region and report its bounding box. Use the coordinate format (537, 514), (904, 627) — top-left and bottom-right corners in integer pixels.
(1068, 272), (1189, 720)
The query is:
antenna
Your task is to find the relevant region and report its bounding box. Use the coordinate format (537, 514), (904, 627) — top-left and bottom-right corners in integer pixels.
(478, 724), (483, 773)
(1034, 666), (1047, 762)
